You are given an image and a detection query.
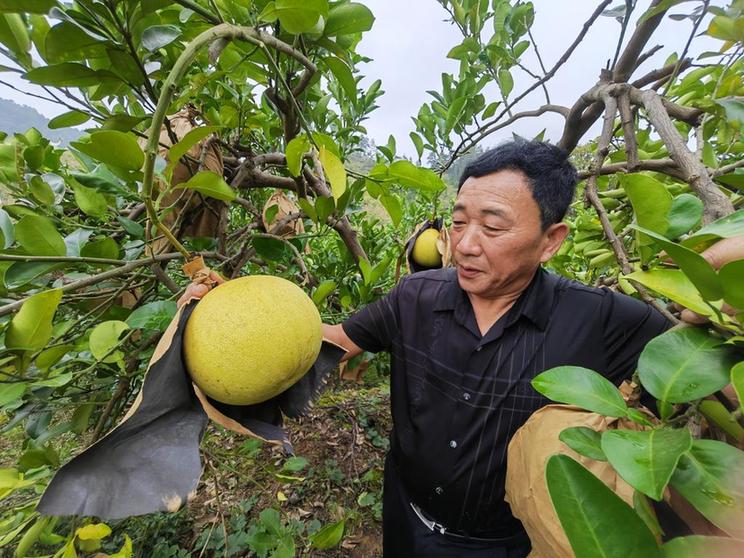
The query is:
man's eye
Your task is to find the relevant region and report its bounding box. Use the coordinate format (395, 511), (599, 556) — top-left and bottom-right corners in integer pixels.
(452, 221), (465, 226)
(484, 226), (502, 233)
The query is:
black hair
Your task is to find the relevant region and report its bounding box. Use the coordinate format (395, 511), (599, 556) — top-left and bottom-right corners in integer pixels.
(457, 140), (578, 229)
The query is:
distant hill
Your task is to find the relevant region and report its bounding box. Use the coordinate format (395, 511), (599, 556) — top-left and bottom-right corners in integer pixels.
(0, 98), (82, 145)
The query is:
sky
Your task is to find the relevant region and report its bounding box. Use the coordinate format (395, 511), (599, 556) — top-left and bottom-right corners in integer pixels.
(0, 1), (725, 156)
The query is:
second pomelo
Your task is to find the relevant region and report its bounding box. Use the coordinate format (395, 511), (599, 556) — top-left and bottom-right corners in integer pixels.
(183, 275), (322, 405)
(412, 228), (442, 268)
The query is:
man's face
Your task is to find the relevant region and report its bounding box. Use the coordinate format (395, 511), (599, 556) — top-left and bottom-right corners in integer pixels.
(450, 169), (567, 299)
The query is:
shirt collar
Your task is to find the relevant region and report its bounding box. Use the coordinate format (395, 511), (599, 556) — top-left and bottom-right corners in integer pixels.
(433, 266), (555, 331)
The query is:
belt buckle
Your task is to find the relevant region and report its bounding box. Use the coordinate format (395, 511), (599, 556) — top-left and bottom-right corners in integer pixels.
(410, 502), (447, 535)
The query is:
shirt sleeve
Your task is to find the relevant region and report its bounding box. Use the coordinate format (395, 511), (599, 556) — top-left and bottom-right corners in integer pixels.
(601, 289), (672, 384)
(341, 280), (404, 354)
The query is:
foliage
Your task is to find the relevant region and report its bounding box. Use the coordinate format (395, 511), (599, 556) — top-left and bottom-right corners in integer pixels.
(0, 0), (743, 555)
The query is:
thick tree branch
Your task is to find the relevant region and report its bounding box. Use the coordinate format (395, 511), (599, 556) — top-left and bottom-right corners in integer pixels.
(584, 94), (679, 323)
(634, 88), (734, 222)
(576, 158), (685, 180)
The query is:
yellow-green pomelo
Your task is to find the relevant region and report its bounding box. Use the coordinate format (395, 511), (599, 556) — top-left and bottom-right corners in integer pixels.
(412, 228), (442, 267)
(183, 275), (322, 405)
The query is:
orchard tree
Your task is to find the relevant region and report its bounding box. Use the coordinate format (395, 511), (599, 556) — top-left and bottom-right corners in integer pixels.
(0, 0), (742, 556)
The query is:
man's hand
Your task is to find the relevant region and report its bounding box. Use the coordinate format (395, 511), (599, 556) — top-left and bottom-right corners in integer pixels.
(680, 236), (744, 324)
(177, 271), (225, 309)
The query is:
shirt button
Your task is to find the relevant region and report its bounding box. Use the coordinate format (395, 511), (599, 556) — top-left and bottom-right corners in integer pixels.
(449, 440), (457, 449)
(475, 346), (482, 352)
(463, 393), (471, 401)
(435, 486), (444, 495)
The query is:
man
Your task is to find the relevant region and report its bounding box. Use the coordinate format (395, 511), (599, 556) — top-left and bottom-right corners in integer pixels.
(182, 140), (742, 557)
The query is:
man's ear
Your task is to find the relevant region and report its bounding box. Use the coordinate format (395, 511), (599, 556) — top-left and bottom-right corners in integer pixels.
(540, 222), (569, 263)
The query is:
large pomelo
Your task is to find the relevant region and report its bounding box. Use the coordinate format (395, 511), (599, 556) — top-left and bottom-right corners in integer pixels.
(183, 275), (322, 405)
(412, 228), (442, 267)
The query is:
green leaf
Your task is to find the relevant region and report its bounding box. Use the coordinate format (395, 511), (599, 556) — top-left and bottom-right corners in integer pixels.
(634, 491), (664, 540)
(684, 209), (744, 247)
(409, 132), (424, 159)
(620, 174), (673, 243)
(141, 24), (181, 51)
(80, 237), (118, 260)
(0, 13), (30, 60)
(318, 146), (346, 201)
(126, 301), (177, 331)
(6, 289), (62, 350)
(638, 328), (739, 403)
(531, 366), (628, 417)
(324, 56), (356, 98)
(662, 536), (744, 558)
(559, 426), (607, 461)
(252, 236), (288, 261)
(76, 523), (111, 541)
(48, 110), (90, 129)
(445, 97), (467, 133)
(116, 216), (145, 239)
(324, 2), (374, 35)
(16, 214), (66, 256)
(36, 343), (72, 370)
(380, 194), (402, 226)
(89, 320), (129, 363)
(71, 131), (144, 172)
(546, 454), (660, 558)
(310, 519), (345, 549)
(716, 99), (744, 125)
(259, 0), (329, 35)
(633, 226), (722, 301)
(601, 428), (692, 500)
(44, 21), (108, 64)
(282, 456), (308, 472)
(482, 101), (500, 119)
(71, 179), (108, 218)
(164, 126), (220, 181)
(498, 68), (513, 97)
(29, 176), (54, 206)
(666, 194), (703, 239)
(178, 171), (236, 202)
(625, 269), (718, 319)
(0, 207), (14, 248)
(0, 0), (56, 13)
(719, 260), (744, 309)
(312, 280), (336, 305)
(0, 382), (26, 407)
(670, 439), (744, 537)
(387, 160), (446, 197)
(732, 362), (744, 413)
(286, 135), (310, 176)
(23, 63), (105, 87)
(4, 262), (63, 289)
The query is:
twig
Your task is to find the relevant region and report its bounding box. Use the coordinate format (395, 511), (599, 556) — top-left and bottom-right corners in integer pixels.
(584, 93), (679, 324)
(206, 458), (229, 558)
(251, 232), (316, 286)
(662, 0), (709, 96)
(0, 251), (221, 318)
(440, 0), (612, 173)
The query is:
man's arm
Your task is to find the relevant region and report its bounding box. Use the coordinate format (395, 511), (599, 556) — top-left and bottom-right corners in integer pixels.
(323, 324), (364, 362)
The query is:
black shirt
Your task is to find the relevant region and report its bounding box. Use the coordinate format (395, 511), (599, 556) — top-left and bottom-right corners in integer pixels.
(342, 267), (670, 536)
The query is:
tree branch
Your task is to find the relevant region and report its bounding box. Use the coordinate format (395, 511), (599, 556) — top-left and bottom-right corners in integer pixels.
(440, 0), (611, 172)
(633, 88), (734, 222)
(0, 251), (223, 318)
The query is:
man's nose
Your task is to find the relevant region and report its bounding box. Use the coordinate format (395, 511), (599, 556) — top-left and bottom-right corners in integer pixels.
(454, 226), (481, 256)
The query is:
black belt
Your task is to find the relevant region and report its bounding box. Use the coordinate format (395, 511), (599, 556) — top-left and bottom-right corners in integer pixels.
(409, 502), (528, 545)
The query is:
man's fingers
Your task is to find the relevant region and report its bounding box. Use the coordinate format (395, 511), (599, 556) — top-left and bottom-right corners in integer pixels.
(680, 308), (709, 325)
(700, 236), (744, 270)
(209, 271), (225, 285)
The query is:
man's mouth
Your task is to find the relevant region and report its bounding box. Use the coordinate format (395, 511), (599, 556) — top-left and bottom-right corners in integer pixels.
(457, 265), (481, 278)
